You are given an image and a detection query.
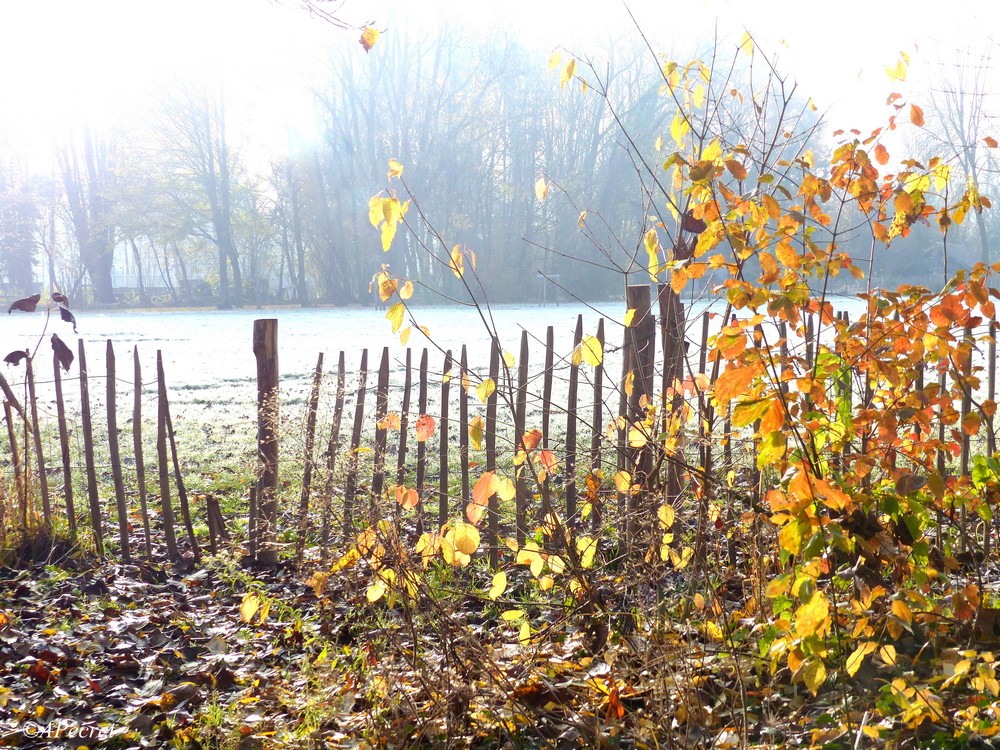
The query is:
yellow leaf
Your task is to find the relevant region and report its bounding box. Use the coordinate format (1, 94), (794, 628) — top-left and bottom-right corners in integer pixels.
(534, 177), (550, 201)
(624, 308), (636, 327)
(846, 642), (877, 677)
(449, 522), (480, 556)
(891, 599), (913, 625)
(240, 593), (261, 623)
(795, 591), (830, 638)
(501, 609), (524, 622)
(386, 302), (405, 334)
(476, 378), (495, 403)
(670, 110), (690, 147)
(885, 57), (907, 82)
(613, 470), (632, 494)
(561, 58), (576, 89)
(658, 503), (675, 529)
(579, 334), (603, 366)
(738, 30), (754, 57)
(450, 245), (465, 278)
(497, 477), (516, 502)
(488, 571), (507, 601)
(547, 51), (561, 69)
(504, 351), (515, 368)
(387, 158), (404, 179)
(801, 658), (827, 696)
(469, 415), (485, 451)
(878, 644), (897, 666)
(366, 579), (386, 603)
(398, 280), (414, 300)
(577, 536), (598, 569)
(399, 326), (411, 346)
(519, 619), (531, 646)
(359, 26), (379, 52)
(377, 273), (397, 301)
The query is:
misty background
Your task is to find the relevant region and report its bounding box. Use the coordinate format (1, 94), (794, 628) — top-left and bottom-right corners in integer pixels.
(0, 1), (997, 309)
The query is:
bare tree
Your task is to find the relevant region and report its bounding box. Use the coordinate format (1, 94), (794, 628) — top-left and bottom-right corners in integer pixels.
(926, 43), (997, 264)
(57, 127), (117, 304)
(155, 86), (244, 307)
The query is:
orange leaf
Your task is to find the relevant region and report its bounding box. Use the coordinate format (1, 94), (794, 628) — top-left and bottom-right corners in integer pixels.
(540, 450), (559, 475)
(910, 103), (925, 127)
(874, 144), (889, 165)
(472, 472), (497, 506)
(359, 27), (379, 52)
(415, 414), (436, 442)
(985, 136), (998, 148)
(377, 412), (401, 430)
(522, 429), (543, 452)
(713, 365), (758, 406)
(394, 485), (419, 510)
(725, 159), (748, 180)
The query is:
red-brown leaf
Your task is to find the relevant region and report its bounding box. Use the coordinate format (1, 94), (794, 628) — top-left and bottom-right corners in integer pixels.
(8, 293), (40, 314)
(52, 334), (74, 372)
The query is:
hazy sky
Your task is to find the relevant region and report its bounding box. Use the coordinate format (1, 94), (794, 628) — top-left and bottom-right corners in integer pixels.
(0, 0), (995, 164)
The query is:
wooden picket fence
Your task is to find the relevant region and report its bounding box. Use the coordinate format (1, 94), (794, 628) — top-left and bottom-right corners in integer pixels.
(2, 283), (997, 567)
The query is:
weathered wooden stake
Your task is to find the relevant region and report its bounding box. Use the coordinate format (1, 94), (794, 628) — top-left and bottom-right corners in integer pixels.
(296, 353), (324, 563)
(565, 315), (583, 524)
(25, 358), (50, 527)
(438, 350), (453, 528)
(486, 342), (500, 568)
(156, 350), (179, 561)
(79, 340), (104, 559)
(343, 349), (368, 539)
(133, 348), (152, 559)
(253, 319), (280, 564)
(371, 348), (390, 501)
(106, 341), (131, 563)
(53, 352), (75, 537)
(320, 351), (346, 559)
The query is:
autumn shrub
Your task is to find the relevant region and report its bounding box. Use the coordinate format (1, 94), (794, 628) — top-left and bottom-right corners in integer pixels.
(299, 28), (1000, 745)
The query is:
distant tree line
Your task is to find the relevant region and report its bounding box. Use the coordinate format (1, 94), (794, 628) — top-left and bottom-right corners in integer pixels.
(0, 28), (993, 307)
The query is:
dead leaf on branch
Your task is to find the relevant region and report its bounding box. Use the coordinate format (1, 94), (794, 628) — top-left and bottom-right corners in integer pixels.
(52, 334), (73, 372)
(59, 305), (78, 333)
(8, 293), (40, 314)
(4, 350), (28, 366)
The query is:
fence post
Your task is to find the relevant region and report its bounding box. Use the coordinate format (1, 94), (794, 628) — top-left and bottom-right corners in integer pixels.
(486, 341), (500, 568)
(133, 348), (152, 559)
(53, 351), (75, 538)
(106, 341), (130, 563)
(79, 340), (104, 559)
(25, 358), (50, 527)
(657, 284), (685, 509)
(371, 348), (390, 504)
(514, 330), (530, 545)
(565, 315), (583, 525)
(590, 318), (605, 532)
(343, 349), (368, 540)
(438, 350), (452, 528)
(253, 319), (280, 564)
(624, 284), (655, 551)
(156, 350), (179, 561)
(296, 353), (324, 563)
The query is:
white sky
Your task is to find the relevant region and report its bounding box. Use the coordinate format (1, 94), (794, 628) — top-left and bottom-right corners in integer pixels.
(0, 0), (996, 166)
